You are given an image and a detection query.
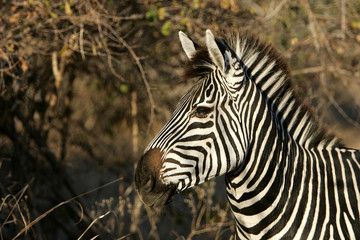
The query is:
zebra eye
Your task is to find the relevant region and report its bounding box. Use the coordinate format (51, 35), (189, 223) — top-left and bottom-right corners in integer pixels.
(193, 106), (213, 118)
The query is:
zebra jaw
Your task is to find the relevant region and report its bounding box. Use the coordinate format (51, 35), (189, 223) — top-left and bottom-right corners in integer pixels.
(135, 148), (178, 208)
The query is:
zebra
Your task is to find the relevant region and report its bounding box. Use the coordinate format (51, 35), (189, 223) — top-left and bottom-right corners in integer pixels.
(134, 29), (360, 239)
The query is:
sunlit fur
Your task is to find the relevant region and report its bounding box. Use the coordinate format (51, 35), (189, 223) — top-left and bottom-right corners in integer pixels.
(144, 31), (360, 239)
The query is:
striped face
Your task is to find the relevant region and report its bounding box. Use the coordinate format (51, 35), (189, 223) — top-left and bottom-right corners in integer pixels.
(135, 30), (248, 207)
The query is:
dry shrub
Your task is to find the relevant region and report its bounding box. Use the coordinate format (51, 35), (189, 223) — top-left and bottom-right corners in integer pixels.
(1, 0), (360, 239)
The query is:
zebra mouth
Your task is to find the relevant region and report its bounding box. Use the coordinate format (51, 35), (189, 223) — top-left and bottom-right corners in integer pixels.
(137, 179), (178, 208)
(134, 148), (178, 208)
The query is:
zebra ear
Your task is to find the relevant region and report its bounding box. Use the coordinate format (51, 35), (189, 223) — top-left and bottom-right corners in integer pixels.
(205, 29), (226, 72)
(179, 31), (197, 59)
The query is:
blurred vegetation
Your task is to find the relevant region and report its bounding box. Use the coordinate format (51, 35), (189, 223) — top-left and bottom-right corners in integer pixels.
(0, 0), (360, 239)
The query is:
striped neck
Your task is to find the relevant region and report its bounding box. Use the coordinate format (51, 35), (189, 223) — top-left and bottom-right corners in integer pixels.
(225, 73), (286, 238)
(225, 32), (341, 149)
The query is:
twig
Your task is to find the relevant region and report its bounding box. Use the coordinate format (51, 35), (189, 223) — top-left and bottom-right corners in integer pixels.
(77, 211), (112, 240)
(215, 204), (231, 240)
(292, 65), (360, 78)
(242, 0), (265, 16)
(292, 66), (323, 76)
(264, 0), (289, 20)
(195, 201), (207, 229)
(129, 195), (142, 235)
(96, 20), (127, 83)
(301, 0), (320, 51)
(341, 0), (346, 39)
(52, 51), (62, 90)
(144, 206), (160, 240)
(0, 185), (29, 233)
(79, 23), (85, 60)
(117, 233), (133, 240)
(11, 178), (123, 240)
(328, 95), (360, 130)
(186, 226), (220, 240)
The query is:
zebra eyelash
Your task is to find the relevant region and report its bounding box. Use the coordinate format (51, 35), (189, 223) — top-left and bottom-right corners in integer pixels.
(191, 105), (214, 118)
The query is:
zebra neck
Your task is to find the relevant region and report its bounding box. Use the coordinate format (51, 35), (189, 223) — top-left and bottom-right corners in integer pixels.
(227, 32), (341, 149)
(225, 85), (290, 237)
(225, 113), (286, 200)
(225, 132), (287, 238)
(224, 132), (301, 238)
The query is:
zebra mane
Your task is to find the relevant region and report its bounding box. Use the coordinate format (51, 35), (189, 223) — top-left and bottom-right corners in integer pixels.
(183, 31), (342, 149)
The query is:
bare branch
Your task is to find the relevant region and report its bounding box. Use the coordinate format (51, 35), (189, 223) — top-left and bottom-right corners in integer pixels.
(79, 23), (85, 60)
(264, 0), (289, 20)
(104, 23), (156, 133)
(341, 0), (347, 39)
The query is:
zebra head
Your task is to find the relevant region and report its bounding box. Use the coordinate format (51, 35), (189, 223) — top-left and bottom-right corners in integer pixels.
(135, 30), (250, 207)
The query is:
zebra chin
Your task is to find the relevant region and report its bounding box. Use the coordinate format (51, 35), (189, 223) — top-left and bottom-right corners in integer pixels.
(134, 148), (178, 208)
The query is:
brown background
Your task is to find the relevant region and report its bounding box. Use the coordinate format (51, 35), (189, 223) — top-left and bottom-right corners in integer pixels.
(1, 0), (360, 239)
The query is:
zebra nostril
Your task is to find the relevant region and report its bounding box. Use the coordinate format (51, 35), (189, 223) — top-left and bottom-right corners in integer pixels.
(143, 176), (155, 193)
(134, 148), (164, 195)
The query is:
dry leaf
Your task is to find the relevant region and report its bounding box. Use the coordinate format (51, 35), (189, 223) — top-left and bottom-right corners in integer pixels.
(290, 37), (298, 46)
(336, 47), (344, 55)
(9, 12), (21, 23)
(231, 0), (239, 13)
(158, 7), (165, 21)
(19, 57), (29, 73)
(220, 0), (230, 9)
(65, 1), (72, 15)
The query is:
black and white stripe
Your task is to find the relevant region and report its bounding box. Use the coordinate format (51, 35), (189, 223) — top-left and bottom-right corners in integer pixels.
(139, 30), (360, 239)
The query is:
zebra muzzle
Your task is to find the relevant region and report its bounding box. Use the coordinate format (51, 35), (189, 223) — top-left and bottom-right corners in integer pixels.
(134, 148), (177, 208)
